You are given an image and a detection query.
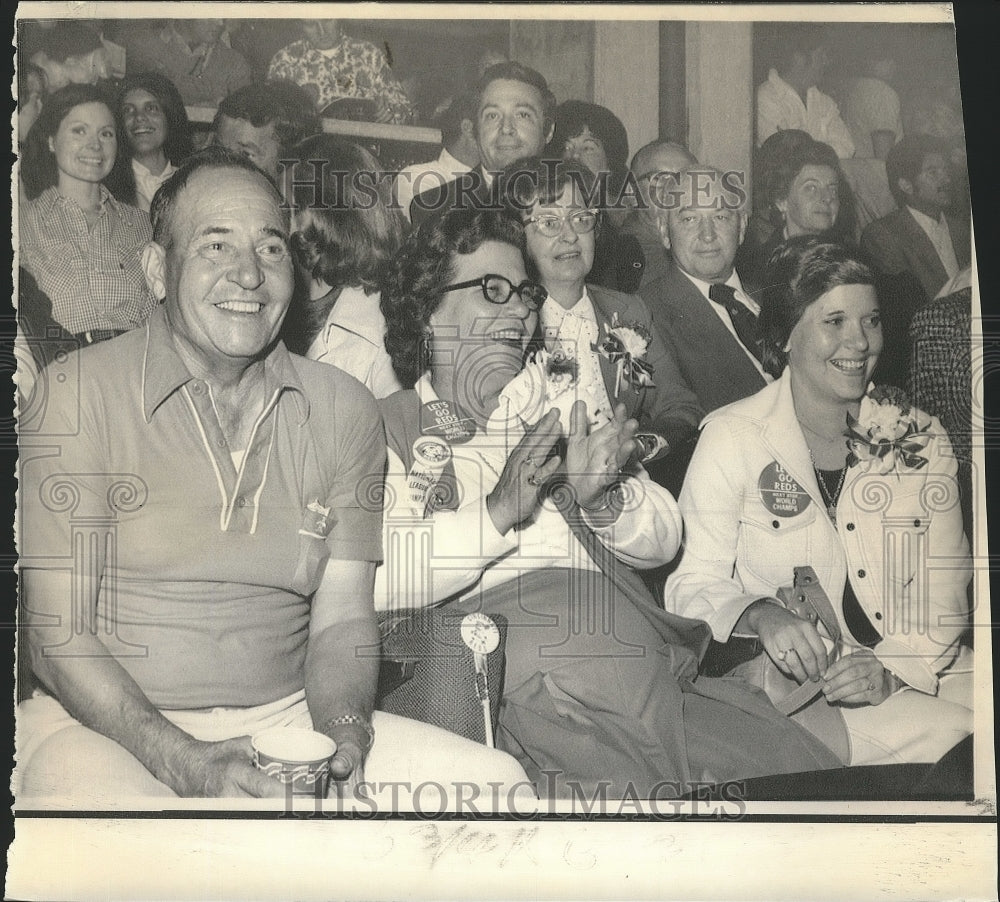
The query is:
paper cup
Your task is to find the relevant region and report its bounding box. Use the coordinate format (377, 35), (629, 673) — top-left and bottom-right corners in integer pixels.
(251, 728), (336, 798)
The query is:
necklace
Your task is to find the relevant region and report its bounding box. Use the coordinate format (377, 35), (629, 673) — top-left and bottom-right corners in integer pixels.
(809, 449), (846, 522)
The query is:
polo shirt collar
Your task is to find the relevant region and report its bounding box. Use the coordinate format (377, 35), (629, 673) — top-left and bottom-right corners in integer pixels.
(141, 305), (310, 424)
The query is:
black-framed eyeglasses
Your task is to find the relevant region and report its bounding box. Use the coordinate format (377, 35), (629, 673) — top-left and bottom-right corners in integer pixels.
(523, 209), (599, 238)
(441, 274), (547, 311)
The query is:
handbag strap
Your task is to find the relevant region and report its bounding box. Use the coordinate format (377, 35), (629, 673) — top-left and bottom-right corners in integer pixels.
(771, 566), (842, 716)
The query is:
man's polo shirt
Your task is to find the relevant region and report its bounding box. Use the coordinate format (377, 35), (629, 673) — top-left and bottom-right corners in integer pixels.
(19, 306), (384, 709)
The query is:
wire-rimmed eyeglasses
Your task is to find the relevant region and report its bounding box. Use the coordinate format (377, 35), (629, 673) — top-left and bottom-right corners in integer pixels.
(523, 209), (599, 238)
(441, 274), (547, 311)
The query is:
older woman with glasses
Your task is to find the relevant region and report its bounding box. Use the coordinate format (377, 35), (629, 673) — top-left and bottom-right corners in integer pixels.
(506, 157), (703, 475)
(375, 207), (841, 799)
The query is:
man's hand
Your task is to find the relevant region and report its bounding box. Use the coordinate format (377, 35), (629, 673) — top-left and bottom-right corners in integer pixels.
(179, 736), (286, 798)
(327, 738), (366, 800)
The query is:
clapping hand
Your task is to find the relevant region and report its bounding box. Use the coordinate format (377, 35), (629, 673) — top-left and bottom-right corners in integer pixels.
(486, 409), (563, 535)
(565, 401), (639, 511)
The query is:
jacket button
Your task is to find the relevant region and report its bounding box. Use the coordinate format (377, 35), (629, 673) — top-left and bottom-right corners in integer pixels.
(236, 496), (247, 508)
(874, 612), (883, 620)
(913, 519), (921, 527)
(846, 522), (855, 531)
(858, 569), (867, 578)
(772, 520), (780, 529)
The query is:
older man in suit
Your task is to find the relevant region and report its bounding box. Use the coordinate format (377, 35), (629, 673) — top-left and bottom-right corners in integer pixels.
(861, 135), (971, 302)
(639, 166), (771, 417)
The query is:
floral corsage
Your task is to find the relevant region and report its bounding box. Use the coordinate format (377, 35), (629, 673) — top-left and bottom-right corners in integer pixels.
(594, 313), (655, 397)
(846, 384), (933, 475)
(494, 348), (580, 434)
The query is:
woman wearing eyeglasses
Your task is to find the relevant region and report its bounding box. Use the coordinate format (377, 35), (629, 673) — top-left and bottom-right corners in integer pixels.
(507, 158), (703, 474)
(375, 208), (841, 799)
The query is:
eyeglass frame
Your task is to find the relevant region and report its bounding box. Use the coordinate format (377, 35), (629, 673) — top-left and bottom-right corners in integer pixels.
(522, 208), (600, 237)
(440, 274), (548, 311)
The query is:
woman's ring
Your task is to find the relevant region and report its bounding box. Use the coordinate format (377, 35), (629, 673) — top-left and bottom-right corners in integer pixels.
(524, 455), (535, 467)
(776, 649), (788, 661)
(527, 473), (542, 486)
(867, 680), (876, 692)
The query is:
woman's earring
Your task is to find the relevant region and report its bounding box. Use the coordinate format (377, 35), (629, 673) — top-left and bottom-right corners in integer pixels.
(421, 329), (433, 367)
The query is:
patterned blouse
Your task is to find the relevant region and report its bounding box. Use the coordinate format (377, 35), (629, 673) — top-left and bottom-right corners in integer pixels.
(267, 36), (414, 124)
(19, 186), (158, 335)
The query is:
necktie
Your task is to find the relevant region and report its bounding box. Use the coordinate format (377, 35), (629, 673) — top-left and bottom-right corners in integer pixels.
(709, 282), (760, 361)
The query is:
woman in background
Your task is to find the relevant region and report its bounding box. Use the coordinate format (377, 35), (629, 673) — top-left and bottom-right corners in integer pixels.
(737, 135), (856, 294)
(117, 72), (193, 211)
(548, 100), (644, 292)
(20, 84), (156, 342)
(282, 134), (406, 398)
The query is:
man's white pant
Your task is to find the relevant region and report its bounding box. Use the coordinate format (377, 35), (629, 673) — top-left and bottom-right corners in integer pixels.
(15, 690), (533, 811)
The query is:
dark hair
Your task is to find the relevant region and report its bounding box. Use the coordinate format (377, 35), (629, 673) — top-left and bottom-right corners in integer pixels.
(149, 145), (288, 250)
(35, 22), (103, 63)
(117, 72), (194, 166)
(772, 25), (827, 74)
(282, 135), (406, 354)
(885, 134), (951, 207)
(381, 209), (525, 387)
(212, 80), (320, 155)
(474, 61), (556, 132)
(21, 83), (136, 203)
(766, 136), (856, 241)
(757, 237), (876, 378)
(501, 156), (600, 212)
(548, 100), (629, 192)
(436, 92), (477, 148)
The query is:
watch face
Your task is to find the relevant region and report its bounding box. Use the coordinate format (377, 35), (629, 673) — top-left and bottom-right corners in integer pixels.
(460, 612), (500, 655)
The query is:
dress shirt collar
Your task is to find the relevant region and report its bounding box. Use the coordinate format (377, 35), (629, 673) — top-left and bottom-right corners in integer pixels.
(438, 147), (472, 173)
(678, 268), (759, 315)
(540, 286), (594, 332)
(141, 305), (309, 424)
(906, 204), (947, 234)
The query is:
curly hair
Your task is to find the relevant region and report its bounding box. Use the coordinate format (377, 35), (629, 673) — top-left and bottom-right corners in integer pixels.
(282, 134), (405, 354)
(381, 209), (525, 388)
(765, 136), (856, 241)
(117, 71), (194, 167)
(21, 83), (137, 204)
(757, 237), (876, 378)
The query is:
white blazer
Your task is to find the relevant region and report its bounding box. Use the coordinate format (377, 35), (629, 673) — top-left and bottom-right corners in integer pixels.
(664, 369), (971, 695)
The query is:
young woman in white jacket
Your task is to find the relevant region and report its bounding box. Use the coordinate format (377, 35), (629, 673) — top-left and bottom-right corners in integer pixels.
(665, 238), (973, 766)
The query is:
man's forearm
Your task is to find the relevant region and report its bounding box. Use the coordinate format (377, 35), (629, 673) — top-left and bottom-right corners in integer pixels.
(304, 617), (380, 743)
(30, 632), (204, 794)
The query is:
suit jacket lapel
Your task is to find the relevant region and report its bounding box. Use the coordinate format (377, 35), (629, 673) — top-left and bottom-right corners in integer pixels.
(900, 209), (946, 294)
(670, 271), (764, 394)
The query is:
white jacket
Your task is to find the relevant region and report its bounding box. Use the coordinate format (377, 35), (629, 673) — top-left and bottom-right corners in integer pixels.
(664, 369), (970, 695)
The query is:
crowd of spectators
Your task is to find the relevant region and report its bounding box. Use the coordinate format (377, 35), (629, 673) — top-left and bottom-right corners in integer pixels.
(14, 16), (977, 809)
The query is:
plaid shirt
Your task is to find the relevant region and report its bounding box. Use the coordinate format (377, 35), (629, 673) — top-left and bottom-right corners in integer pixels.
(19, 187), (158, 335)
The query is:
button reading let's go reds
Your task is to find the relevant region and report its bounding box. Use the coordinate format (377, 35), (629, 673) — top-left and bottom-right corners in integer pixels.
(758, 460), (812, 517)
